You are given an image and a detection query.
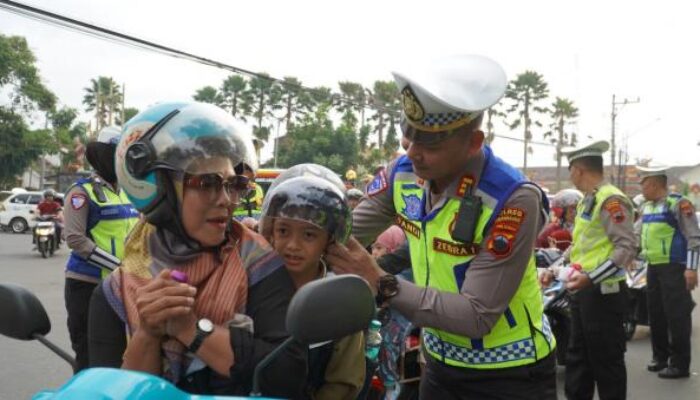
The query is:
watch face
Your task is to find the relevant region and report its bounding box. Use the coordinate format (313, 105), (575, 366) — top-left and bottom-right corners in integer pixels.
(198, 318), (214, 333)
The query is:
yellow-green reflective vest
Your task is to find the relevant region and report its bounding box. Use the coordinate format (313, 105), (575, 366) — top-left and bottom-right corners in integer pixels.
(570, 184), (627, 283)
(641, 194), (688, 265)
(66, 179), (139, 279)
(391, 148), (554, 370)
(233, 182), (264, 219)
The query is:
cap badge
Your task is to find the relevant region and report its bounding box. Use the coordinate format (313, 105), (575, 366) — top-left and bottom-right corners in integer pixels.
(401, 86), (425, 122)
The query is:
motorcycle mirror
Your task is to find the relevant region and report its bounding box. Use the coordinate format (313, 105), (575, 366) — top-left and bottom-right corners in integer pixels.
(0, 283), (51, 340)
(251, 274), (374, 396)
(286, 274), (375, 344)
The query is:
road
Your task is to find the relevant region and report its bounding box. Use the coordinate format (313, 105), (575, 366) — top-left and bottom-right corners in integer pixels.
(1, 230), (699, 399)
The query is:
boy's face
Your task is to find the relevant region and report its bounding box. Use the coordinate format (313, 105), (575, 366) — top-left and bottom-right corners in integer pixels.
(272, 218), (330, 275)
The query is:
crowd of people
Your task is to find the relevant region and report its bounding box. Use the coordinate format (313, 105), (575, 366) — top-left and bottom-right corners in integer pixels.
(47, 54), (698, 400)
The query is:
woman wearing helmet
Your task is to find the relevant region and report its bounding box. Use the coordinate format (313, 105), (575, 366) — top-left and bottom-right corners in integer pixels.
(259, 167), (365, 400)
(536, 189), (583, 251)
(87, 102), (305, 397)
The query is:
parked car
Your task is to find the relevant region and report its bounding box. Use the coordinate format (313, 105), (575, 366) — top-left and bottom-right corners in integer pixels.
(0, 191), (64, 233)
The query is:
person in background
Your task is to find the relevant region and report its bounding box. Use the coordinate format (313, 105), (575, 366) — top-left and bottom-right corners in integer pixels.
(636, 166), (699, 379)
(232, 163), (264, 222)
(536, 189), (582, 251)
(259, 166), (365, 400)
(34, 189), (63, 248)
(62, 125), (139, 373)
(347, 188), (364, 210)
(88, 102), (306, 397)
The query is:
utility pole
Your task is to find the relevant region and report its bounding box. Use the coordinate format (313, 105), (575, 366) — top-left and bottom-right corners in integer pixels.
(610, 95), (640, 185)
(121, 82), (126, 125)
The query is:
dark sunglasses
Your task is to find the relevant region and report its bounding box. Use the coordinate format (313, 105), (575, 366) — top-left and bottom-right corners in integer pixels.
(184, 173), (250, 197)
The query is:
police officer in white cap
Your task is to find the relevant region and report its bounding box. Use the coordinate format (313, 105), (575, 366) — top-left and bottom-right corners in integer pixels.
(63, 125), (139, 372)
(636, 165), (699, 379)
(542, 140), (636, 399)
(326, 55), (557, 399)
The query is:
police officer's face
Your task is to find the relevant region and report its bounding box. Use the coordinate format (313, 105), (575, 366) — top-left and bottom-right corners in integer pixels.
(181, 157), (238, 247)
(405, 129), (483, 183)
(640, 177), (662, 201)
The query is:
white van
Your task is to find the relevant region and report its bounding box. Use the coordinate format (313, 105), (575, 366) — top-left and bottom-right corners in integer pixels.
(0, 191), (63, 233)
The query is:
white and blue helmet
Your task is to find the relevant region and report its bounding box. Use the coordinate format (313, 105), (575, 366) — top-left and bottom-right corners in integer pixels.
(115, 102), (257, 225)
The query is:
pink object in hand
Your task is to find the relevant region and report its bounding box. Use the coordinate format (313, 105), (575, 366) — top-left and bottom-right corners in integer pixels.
(170, 270), (189, 283)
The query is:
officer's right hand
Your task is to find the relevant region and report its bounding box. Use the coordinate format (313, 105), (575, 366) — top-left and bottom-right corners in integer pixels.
(135, 269), (197, 338)
(539, 269), (554, 288)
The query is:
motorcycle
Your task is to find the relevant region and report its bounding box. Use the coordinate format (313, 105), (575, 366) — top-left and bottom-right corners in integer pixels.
(623, 259), (649, 341)
(0, 275), (375, 399)
(536, 248), (570, 366)
(34, 215), (59, 258)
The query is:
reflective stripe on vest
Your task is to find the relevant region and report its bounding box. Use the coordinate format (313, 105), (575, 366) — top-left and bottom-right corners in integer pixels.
(233, 183), (264, 219)
(391, 147), (554, 369)
(641, 194), (687, 265)
(570, 184), (627, 283)
(67, 179), (139, 279)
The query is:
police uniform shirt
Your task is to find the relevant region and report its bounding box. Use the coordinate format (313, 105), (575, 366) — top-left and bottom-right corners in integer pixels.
(578, 188), (637, 269)
(635, 195), (700, 261)
(63, 177), (118, 283)
(352, 150), (547, 338)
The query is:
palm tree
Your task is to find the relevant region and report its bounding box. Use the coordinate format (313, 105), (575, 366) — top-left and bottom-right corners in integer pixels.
(220, 75), (249, 120)
(193, 86), (223, 105)
(505, 71), (549, 173)
(83, 76), (122, 132)
(545, 97), (579, 190)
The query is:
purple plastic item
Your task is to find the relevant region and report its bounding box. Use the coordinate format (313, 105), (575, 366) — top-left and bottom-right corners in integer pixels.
(170, 270), (188, 283)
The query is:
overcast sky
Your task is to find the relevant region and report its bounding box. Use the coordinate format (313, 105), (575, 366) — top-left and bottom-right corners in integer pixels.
(1, 0), (698, 168)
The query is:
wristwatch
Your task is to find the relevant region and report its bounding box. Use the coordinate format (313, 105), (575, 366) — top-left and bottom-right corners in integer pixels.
(187, 318), (214, 354)
(376, 274), (400, 305)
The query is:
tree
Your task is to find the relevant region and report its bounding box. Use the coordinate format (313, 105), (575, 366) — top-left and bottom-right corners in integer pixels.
(278, 76), (309, 132)
(336, 81), (366, 128)
(544, 97), (579, 190)
(243, 73), (282, 143)
(193, 86), (223, 105)
(505, 71), (549, 172)
(367, 81), (400, 151)
(83, 76), (122, 131)
(121, 107), (140, 125)
(220, 75), (249, 120)
(0, 34), (57, 187)
(276, 103), (357, 173)
(484, 102), (506, 145)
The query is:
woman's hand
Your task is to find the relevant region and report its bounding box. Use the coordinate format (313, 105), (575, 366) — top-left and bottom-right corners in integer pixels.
(135, 269), (197, 338)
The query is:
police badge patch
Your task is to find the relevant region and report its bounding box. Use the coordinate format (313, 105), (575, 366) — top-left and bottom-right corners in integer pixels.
(366, 170), (388, 197)
(402, 193), (422, 220)
(70, 193), (87, 210)
(401, 86), (425, 122)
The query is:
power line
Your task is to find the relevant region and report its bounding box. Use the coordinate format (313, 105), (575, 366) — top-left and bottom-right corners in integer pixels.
(0, 0), (400, 116)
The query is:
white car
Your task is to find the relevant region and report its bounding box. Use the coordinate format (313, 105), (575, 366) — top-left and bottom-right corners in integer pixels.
(0, 191), (63, 233)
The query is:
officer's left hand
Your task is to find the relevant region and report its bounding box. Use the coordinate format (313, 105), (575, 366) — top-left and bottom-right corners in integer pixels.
(685, 270), (698, 291)
(326, 236), (385, 295)
(566, 270), (592, 291)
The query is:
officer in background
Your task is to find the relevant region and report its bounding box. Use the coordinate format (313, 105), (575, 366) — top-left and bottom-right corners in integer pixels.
(63, 126), (139, 373)
(636, 166), (699, 379)
(542, 140), (636, 399)
(232, 162), (264, 221)
(327, 55), (556, 399)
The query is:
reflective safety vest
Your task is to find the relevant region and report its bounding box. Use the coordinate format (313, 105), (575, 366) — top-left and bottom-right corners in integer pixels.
(570, 184), (628, 283)
(391, 147), (554, 370)
(66, 179), (139, 279)
(233, 182), (264, 220)
(641, 194), (687, 265)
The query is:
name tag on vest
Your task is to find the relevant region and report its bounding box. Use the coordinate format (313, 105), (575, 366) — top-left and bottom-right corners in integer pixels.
(395, 214), (420, 239)
(433, 238), (479, 257)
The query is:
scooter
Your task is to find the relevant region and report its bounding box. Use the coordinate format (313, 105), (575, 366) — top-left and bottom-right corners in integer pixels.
(623, 259), (648, 341)
(34, 215), (58, 258)
(536, 248), (570, 366)
(0, 275), (375, 399)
